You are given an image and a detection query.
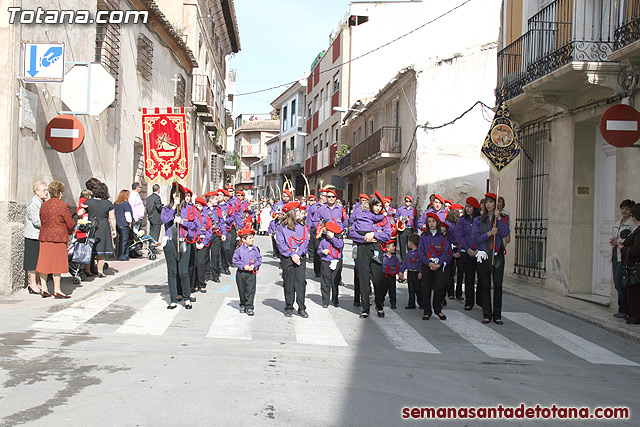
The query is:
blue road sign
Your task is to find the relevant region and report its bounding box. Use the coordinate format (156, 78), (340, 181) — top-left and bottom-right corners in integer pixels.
(23, 43), (65, 81)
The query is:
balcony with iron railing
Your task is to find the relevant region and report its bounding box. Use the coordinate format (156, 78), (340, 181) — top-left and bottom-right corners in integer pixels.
(338, 153), (351, 173)
(611, 0), (640, 63)
(342, 126), (401, 175)
(497, 0), (617, 101)
(192, 74), (215, 128)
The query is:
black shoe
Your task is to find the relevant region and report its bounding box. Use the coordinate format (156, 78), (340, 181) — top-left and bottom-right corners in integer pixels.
(213, 277), (221, 283)
(359, 312), (369, 319)
(390, 303), (397, 309)
(464, 305), (473, 311)
(177, 295), (183, 302)
(333, 301), (340, 308)
(28, 287), (40, 294)
(315, 274), (321, 278)
(322, 303), (328, 308)
(436, 312), (447, 320)
(200, 288), (207, 293)
(442, 299), (447, 307)
(239, 305), (246, 313)
(614, 313), (627, 319)
(377, 310), (385, 318)
(189, 296), (196, 302)
(482, 318), (491, 324)
(456, 296), (464, 301)
(493, 318), (503, 325)
(246, 309), (254, 316)
(167, 303), (177, 310)
(626, 319), (640, 324)
(284, 309), (293, 317)
(353, 301), (361, 307)
(223, 269), (231, 275)
(405, 305), (416, 309)
(298, 309), (309, 318)
(184, 302), (193, 310)
(448, 296), (455, 300)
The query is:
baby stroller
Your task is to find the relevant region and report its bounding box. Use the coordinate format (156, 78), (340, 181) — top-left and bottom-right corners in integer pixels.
(68, 219), (95, 285)
(129, 229), (157, 260)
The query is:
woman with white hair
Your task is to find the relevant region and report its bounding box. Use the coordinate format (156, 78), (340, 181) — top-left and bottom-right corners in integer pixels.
(24, 181), (49, 294)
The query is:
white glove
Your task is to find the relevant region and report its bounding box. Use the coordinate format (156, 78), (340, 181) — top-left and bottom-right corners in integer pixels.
(429, 258), (439, 264)
(161, 235), (169, 248)
(329, 259), (339, 271)
(476, 250), (488, 263)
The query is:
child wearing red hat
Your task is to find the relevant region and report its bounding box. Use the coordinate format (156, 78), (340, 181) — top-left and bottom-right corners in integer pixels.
(233, 228), (262, 315)
(317, 221), (344, 308)
(378, 238), (399, 316)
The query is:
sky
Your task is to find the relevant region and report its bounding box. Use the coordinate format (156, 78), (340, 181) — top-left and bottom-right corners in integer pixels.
(230, 0), (351, 116)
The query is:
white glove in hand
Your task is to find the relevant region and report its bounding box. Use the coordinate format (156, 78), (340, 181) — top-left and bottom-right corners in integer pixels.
(329, 259), (339, 271)
(429, 258), (439, 265)
(476, 250), (488, 263)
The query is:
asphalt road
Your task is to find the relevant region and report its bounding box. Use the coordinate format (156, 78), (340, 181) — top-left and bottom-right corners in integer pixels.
(1, 235), (639, 426)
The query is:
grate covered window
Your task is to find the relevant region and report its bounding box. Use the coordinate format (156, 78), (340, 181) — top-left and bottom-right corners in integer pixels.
(137, 33), (154, 81)
(95, 0), (121, 106)
(513, 122), (549, 279)
(174, 74), (186, 107)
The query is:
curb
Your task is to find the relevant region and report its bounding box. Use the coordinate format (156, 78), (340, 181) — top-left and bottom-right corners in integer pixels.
(502, 285), (640, 344)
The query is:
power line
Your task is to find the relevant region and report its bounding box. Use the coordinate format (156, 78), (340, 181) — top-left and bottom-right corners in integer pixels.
(236, 0), (474, 97)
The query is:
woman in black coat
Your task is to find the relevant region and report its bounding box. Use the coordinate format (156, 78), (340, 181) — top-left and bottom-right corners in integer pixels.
(621, 204), (640, 324)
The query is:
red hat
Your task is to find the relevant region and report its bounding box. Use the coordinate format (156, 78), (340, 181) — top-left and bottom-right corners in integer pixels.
(383, 197), (391, 203)
(283, 189), (292, 198)
(194, 197), (207, 206)
(466, 197), (480, 209)
(219, 189), (230, 197)
(308, 195), (317, 201)
(441, 222), (449, 230)
(237, 190), (245, 196)
(205, 191), (217, 198)
(299, 205), (306, 211)
(444, 199), (453, 205)
(238, 228), (256, 238)
(433, 194), (444, 204)
(183, 187), (193, 196)
(325, 221), (342, 234)
(374, 190), (384, 202)
(485, 192), (497, 201)
(282, 201), (300, 213)
(318, 188), (327, 194)
(226, 184), (233, 190)
(359, 193), (369, 200)
(426, 212), (441, 223)
(405, 195), (413, 202)
(171, 182), (185, 194)
(325, 189), (337, 197)
(451, 203), (464, 210)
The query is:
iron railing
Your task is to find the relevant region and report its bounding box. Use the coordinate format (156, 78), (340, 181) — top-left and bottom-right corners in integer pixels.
(338, 153), (351, 172)
(513, 123), (549, 279)
(192, 74), (213, 107)
(350, 126), (401, 166)
(497, 0), (616, 100)
(614, 0), (640, 50)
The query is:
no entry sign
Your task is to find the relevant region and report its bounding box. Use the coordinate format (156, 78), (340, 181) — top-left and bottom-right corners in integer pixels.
(45, 115), (85, 153)
(600, 104), (640, 147)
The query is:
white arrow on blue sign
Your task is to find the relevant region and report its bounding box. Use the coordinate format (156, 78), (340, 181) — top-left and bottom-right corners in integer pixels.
(23, 42), (65, 81)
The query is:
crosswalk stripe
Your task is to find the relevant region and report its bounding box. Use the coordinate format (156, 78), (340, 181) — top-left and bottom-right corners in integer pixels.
(443, 311), (542, 361)
(293, 302), (348, 347)
(503, 312), (639, 366)
(115, 295), (179, 336)
(206, 298), (253, 340)
(372, 310), (441, 354)
(31, 292), (125, 331)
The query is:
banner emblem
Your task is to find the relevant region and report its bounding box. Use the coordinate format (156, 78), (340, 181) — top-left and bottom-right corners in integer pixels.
(481, 100), (520, 175)
(142, 108), (189, 184)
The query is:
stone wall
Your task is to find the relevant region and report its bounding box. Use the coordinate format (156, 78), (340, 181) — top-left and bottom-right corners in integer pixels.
(0, 201), (26, 295)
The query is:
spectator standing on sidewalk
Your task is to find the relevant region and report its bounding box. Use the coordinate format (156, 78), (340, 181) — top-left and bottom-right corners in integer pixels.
(129, 182), (145, 232)
(84, 182), (116, 277)
(621, 204), (640, 324)
(146, 184), (163, 243)
(24, 181), (48, 294)
(114, 190), (133, 261)
(612, 199), (637, 319)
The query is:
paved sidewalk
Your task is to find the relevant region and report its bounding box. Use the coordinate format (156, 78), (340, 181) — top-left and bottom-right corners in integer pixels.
(0, 251), (165, 314)
(503, 277), (640, 343)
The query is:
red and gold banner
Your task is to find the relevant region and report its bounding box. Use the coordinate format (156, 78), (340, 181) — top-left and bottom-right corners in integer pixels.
(142, 107), (189, 184)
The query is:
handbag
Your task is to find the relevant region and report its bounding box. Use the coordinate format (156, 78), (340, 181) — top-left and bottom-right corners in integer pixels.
(621, 262), (640, 289)
(72, 238), (94, 264)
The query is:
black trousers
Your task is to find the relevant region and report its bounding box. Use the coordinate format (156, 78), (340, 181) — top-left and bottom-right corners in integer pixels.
(476, 252), (505, 320)
(397, 228), (414, 262)
(194, 244), (209, 289)
(375, 275), (396, 310)
(165, 242), (191, 303)
(188, 242), (197, 291)
(460, 252), (478, 308)
(116, 226), (130, 260)
(406, 270), (422, 308)
(222, 227), (237, 270)
(627, 283), (640, 323)
(445, 257), (463, 298)
(271, 235), (280, 257)
(353, 259), (360, 304)
(357, 242), (383, 314)
(149, 222), (162, 243)
(320, 259), (339, 305)
(281, 255), (307, 311)
(206, 234), (222, 280)
(309, 233), (322, 277)
(421, 265), (445, 315)
(236, 270), (257, 310)
(456, 258), (465, 298)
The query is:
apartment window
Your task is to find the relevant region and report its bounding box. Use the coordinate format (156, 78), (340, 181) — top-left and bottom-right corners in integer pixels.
(334, 124), (339, 142)
(95, 0), (120, 105)
(319, 133), (323, 151)
(291, 99), (296, 127)
(393, 98), (400, 144)
(319, 89), (324, 121)
(313, 137), (318, 155)
(352, 131), (356, 147)
(325, 130), (329, 149)
(290, 136), (295, 163)
(282, 141), (287, 166)
(331, 124), (337, 144)
(333, 74), (340, 93)
(282, 105), (288, 131)
(357, 127), (362, 144)
(307, 141), (312, 158)
(314, 95), (319, 112)
(173, 74), (186, 107)
(308, 103), (312, 119)
(136, 33), (153, 81)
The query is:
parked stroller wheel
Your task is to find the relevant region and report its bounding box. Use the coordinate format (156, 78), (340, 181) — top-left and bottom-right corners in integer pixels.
(79, 271), (86, 280)
(72, 277), (81, 285)
(148, 253), (157, 260)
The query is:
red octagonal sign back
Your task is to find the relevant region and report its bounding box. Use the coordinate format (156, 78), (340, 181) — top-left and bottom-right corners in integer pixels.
(600, 104), (640, 147)
(45, 115), (85, 153)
